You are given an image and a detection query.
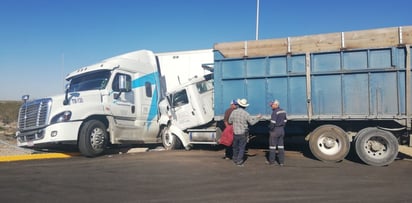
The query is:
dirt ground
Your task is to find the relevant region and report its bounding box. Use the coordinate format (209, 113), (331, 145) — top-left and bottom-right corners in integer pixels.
(1, 147), (412, 203)
(0, 122), (35, 156)
(0, 122), (17, 146)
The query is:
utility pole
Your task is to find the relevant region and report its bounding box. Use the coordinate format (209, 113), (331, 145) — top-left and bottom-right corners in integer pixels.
(61, 53), (65, 90)
(256, 0), (260, 40)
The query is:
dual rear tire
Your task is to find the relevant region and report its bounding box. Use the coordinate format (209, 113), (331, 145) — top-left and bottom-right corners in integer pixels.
(309, 125), (350, 163)
(354, 127), (398, 166)
(308, 125), (399, 166)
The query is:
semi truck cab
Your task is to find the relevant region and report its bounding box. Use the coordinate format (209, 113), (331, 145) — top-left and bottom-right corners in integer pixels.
(16, 50), (164, 156)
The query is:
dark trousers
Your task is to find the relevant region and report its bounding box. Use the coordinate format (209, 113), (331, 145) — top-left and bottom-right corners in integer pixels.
(224, 145), (233, 158)
(232, 133), (247, 164)
(269, 127), (285, 164)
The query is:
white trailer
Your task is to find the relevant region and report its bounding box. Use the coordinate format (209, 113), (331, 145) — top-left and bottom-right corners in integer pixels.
(157, 49), (213, 91)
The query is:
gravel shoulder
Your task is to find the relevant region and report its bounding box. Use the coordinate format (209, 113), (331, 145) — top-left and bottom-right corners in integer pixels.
(0, 133), (37, 156)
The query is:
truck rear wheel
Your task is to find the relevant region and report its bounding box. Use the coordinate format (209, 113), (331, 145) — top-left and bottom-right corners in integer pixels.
(309, 125), (350, 162)
(355, 128), (398, 166)
(78, 120), (108, 157)
(161, 126), (182, 150)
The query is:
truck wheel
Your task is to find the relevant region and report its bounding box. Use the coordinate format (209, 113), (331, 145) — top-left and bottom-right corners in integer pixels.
(161, 126), (182, 150)
(78, 120), (108, 157)
(309, 125), (350, 162)
(355, 128), (398, 166)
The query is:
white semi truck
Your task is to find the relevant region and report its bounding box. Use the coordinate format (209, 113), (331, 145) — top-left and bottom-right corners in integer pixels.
(16, 49), (217, 157)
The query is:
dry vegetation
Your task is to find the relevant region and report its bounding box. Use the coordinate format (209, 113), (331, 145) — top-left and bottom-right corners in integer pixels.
(0, 101), (21, 136)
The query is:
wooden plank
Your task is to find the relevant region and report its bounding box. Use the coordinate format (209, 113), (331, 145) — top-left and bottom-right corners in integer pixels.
(344, 27), (399, 49)
(214, 41), (245, 58)
(401, 26), (412, 44)
(290, 33), (341, 53)
(214, 26), (412, 59)
(246, 38), (287, 57)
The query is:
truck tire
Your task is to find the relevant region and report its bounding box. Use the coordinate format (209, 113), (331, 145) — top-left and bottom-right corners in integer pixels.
(355, 127), (398, 166)
(161, 126), (182, 150)
(78, 120), (108, 157)
(309, 125), (350, 162)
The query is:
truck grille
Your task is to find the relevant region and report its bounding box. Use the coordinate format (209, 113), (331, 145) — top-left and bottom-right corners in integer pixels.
(18, 98), (52, 131)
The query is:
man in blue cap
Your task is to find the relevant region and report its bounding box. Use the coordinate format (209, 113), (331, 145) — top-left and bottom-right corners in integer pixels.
(267, 99), (287, 166)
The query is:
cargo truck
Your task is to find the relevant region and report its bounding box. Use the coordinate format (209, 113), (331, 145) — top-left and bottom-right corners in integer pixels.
(162, 26), (412, 166)
(210, 26), (412, 166)
(16, 49), (214, 157)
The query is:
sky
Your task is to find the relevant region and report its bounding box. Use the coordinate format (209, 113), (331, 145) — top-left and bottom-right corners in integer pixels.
(0, 0), (410, 101)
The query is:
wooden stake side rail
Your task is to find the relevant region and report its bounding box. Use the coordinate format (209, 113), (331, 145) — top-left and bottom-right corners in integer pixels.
(214, 26), (412, 58)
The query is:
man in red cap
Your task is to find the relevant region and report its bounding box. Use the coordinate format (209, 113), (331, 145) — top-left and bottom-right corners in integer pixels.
(220, 99), (237, 159)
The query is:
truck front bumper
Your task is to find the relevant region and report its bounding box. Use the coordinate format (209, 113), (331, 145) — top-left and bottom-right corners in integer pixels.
(16, 121), (82, 147)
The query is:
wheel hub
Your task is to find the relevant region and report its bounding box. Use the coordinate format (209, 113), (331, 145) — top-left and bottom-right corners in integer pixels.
(91, 128), (104, 149)
(368, 140), (384, 152)
(162, 128), (172, 146)
(322, 137), (336, 149)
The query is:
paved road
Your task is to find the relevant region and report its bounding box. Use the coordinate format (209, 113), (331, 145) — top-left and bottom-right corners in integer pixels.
(0, 143), (411, 203)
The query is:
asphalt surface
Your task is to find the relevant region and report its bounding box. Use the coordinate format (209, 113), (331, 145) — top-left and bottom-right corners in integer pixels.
(1, 141), (412, 203)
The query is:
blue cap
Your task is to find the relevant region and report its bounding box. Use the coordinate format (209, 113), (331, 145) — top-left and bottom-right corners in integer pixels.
(269, 99), (279, 106)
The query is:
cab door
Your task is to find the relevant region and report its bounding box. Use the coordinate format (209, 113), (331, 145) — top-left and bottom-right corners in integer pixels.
(169, 88), (199, 130)
(109, 73), (135, 125)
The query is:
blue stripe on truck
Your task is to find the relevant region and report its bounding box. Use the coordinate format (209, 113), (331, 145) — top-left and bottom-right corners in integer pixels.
(132, 72), (159, 129)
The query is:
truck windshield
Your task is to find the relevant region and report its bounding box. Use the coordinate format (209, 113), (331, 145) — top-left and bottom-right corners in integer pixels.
(68, 70), (111, 92)
(196, 79), (213, 94)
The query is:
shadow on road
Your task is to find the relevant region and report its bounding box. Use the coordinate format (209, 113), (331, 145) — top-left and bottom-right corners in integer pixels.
(396, 151), (412, 161)
(24, 133), (411, 166)
(245, 134), (368, 165)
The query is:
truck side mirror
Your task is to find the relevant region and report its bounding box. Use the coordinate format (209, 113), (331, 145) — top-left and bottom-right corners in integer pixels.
(21, 95), (30, 103)
(118, 75), (128, 92)
(114, 75), (130, 99)
(63, 84), (70, 105)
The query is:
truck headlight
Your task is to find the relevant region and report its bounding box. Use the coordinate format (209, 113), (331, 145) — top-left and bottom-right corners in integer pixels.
(51, 111), (72, 124)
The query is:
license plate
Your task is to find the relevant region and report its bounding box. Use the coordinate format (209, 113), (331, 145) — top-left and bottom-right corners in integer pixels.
(27, 140), (34, 147)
